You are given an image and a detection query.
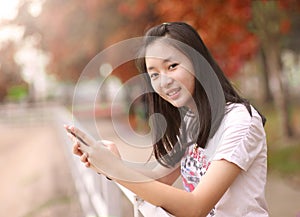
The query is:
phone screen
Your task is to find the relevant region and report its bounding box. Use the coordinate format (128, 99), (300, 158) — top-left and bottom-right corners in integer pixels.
(66, 128), (89, 146)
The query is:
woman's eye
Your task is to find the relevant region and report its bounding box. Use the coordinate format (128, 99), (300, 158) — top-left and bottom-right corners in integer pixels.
(150, 73), (159, 80)
(168, 63), (178, 70)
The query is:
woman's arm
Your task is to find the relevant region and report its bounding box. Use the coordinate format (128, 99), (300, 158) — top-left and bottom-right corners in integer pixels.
(67, 125), (241, 217)
(116, 159), (241, 217)
(76, 141), (239, 217)
(155, 166), (181, 185)
(82, 143), (240, 217)
(74, 140), (181, 185)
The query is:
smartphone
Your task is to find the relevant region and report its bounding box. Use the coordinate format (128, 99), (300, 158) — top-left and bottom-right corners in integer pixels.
(66, 127), (90, 146)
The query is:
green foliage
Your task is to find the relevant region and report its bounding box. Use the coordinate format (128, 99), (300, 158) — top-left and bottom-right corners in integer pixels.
(6, 85), (28, 102)
(261, 102), (300, 175)
(268, 144), (300, 174)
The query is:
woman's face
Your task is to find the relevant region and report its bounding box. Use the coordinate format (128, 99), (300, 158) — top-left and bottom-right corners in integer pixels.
(145, 40), (196, 110)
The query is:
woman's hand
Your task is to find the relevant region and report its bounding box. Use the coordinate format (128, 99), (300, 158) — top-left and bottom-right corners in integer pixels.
(65, 124), (158, 182)
(72, 139), (121, 168)
(64, 124), (121, 177)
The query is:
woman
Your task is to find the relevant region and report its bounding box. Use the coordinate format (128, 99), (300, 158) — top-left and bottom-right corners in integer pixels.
(66, 22), (269, 217)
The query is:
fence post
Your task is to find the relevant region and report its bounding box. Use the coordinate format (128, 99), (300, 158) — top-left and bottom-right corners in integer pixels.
(102, 177), (122, 217)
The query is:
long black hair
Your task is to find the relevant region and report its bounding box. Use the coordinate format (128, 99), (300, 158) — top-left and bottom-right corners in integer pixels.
(136, 22), (266, 167)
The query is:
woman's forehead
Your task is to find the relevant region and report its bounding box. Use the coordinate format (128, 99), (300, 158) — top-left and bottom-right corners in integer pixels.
(145, 41), (184, 60)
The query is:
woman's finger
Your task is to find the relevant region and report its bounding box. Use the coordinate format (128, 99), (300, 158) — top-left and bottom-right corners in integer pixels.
(85, 161), (91, 168)
(80, 152), (88, 163)
(73, 143), (83, 156)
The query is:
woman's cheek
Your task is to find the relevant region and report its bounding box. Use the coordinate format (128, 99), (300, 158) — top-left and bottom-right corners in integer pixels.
(151, 81), (160, 94)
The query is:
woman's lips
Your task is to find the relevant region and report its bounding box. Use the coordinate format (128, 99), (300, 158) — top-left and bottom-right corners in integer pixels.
(166, 87), (181, 100)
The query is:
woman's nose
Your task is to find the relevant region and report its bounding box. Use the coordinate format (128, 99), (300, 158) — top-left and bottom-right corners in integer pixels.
(160, 74), (173, 88)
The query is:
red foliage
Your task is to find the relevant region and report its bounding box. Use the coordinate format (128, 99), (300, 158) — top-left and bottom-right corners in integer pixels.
(280, 19), (291, 34)
(151, 0), (258, 77)
(118, 1), (147, 19)
(13, 0), (299, 82)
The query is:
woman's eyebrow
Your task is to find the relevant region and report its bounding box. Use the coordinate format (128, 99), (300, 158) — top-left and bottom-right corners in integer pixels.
(147, 66), (155, 72)
(146, 57), (173, 72)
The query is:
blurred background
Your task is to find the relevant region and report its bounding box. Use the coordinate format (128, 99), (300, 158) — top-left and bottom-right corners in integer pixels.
(0, 0), (299, 217)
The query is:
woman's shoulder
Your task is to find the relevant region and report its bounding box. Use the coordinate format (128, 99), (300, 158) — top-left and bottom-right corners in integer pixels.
(225, 102), (250, 113)
(224, 103), (252, 123)
(221, 103), (265, 135)
(210, 103), (267, 170)
(224, 103), (262, 123)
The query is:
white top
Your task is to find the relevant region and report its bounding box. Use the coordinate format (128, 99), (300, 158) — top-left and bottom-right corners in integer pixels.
(181, 103), (269, 216)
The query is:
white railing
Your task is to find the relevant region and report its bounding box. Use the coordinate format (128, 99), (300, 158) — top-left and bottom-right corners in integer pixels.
(0, 103), (174, 216)
(53, 105), (173, 217)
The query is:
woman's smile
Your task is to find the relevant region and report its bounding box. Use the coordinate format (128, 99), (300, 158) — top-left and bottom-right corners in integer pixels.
(165, 87), (181, 99)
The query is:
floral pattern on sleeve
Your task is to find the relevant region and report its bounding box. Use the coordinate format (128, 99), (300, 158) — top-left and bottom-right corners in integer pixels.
(181, 146), (215, 217)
